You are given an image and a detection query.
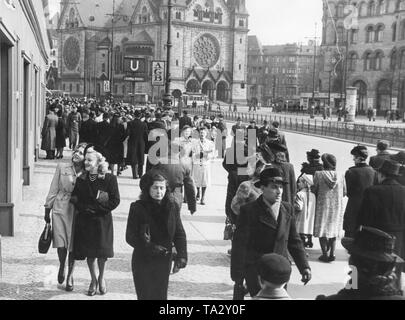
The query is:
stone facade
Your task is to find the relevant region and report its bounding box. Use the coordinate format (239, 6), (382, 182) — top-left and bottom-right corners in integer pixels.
(0, 0), (50, 236)
(54, 0), (249, 104)
(247, 38), (321, 107)
(320, 0), (405, 115)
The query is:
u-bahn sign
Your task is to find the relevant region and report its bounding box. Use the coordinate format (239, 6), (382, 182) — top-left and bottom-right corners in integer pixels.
(124, 57), (147, 81)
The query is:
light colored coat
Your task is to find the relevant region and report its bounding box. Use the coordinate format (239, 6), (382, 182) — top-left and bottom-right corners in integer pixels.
(44, 163), (79, 250)
(295, 189), (316, 235)
(191, 138), (215, 187)
(313, 171), (347, 238)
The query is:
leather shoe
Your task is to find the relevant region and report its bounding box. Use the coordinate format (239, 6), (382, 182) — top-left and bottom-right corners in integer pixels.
(98, 277), (107, 295)
(318, 255), (330, 263)
(328, 255), (336, 262)
(65, 277), (74, 292)
(58, 266), (66, 285)
(87, 280), (98, 296)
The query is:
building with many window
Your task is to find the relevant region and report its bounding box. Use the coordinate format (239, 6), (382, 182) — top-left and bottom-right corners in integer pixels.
(320, 0), (405, 115)
(0, 0), (50, 236)
(247, 37), (320, 107)
(54, 0), (249, 104)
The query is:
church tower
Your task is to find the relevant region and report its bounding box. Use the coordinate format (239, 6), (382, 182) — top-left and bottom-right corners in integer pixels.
(229, 0), (249, 104)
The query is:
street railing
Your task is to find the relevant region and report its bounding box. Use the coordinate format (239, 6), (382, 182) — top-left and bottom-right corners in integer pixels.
(190, 107), (405, 149)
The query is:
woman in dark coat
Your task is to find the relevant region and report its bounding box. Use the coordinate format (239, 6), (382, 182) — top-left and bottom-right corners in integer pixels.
(55, 108), (67, 159)
(41, 106), (59, 159)
(71, 146), (121, 296)
(106, 114), (126, 175)
(126, 172), (188, 300)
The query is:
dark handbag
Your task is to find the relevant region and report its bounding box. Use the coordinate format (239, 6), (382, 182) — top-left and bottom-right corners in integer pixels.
(223, 218), (234, 241)
(38, 223), (52, 254)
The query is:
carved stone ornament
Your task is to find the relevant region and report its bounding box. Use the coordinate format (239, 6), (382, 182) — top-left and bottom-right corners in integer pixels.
(193, 34), (220, 68)
(63, 36), (81, 71)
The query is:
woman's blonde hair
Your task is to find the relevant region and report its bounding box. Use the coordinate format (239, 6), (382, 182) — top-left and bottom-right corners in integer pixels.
(85, 148), (109, 178)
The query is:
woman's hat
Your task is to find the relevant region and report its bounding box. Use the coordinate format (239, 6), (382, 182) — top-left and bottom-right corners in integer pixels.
(322, 153), (337, 170)
(299, 174), (314, 187)
(377, 160), (401, 177)
(351, 145), (368, 159)
(342, 226), (404, 264)
(254, 167), (288, 188)
(307, 149), (321, 159)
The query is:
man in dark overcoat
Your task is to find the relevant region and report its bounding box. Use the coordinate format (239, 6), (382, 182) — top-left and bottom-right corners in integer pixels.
(96, 113), (112, 148)
(149, 143), (197, 215)
(127, 110), (149, 179)
(357, 160), (405, 291)
(369, 140), (391, 170)
(231, 168), (311, 298)
(79, 111), (98, 144)
(179, 110), (193, 131)
(343, 146), (376, 237)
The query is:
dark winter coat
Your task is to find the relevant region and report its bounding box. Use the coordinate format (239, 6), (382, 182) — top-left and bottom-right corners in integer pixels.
(71, 173), (120, 260)
(106, 124), (126, 165)
(231, 196), (309, 296)
(96, 120), (113, 148)
(126, 196), (187, 300)
(41, 113), (58, 151)
(127, 119), (149, 166)
(55, 117), (66, 149)
(79, 118), (98, 144)
(369, 152), (391, 170)
(150, 161), (196, 213)
(357, 179), (405, 260)
(343, 163), (377, 236)
(179, 116), (193, 131)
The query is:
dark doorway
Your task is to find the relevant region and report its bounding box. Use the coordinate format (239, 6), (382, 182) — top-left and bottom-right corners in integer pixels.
(216, 81), (229, 102)
(22, 60), (30, 185)
(202, 80), (215, 101)
(353, 80), (367, 114)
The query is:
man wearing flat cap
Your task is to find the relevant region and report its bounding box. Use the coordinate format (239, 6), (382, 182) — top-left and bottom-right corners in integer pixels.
(343, 146), (376, 237)
(357, 160), (405, 291)
(231, 168), (311, 299)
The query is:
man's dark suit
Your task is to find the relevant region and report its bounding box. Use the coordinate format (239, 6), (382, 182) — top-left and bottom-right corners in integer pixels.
(357, 179), (405, 290)
(79, 118), (98, 144)
(369, 152), (391, 170)
(127, 119), (149, 178)
(231, 196), (310, 296)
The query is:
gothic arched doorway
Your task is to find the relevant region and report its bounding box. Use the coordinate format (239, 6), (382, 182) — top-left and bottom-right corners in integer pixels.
(216, 81), (229, 102)
(377, 79), (392, 113)
(202, 80), (215, 101)
(186, 79), (200, 93)
(353, 80), (367, 114)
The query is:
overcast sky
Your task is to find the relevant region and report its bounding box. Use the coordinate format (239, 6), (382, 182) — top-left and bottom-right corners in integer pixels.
(48, 0), (323, 45)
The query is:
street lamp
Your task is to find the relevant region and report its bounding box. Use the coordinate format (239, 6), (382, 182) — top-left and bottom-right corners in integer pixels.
(162, 0), (173, 109)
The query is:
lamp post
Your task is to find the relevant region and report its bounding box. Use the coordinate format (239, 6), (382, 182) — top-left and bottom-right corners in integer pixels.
(162, 0), (173, 109)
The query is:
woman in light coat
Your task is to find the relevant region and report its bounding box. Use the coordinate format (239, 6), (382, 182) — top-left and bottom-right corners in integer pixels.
(192, 127), (215, 205)
(313, 154), (346, 263)
(44, 143), (87, 291)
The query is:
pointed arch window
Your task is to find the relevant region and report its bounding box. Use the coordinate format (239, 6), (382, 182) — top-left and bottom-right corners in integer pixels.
(348, 52), (358, 71)
(375, 51), (384, 70)
(364, 52), (373, 71)
(393, 22), (397, 41)
(368, 1), (376, 16)
(366, 26), (375, 43)
(375, 25), (384, 42)
(391, 50), (397, 70)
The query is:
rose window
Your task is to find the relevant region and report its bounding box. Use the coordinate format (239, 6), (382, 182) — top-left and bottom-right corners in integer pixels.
(63, 37), (81, 71)
(193, 34), (220, 68)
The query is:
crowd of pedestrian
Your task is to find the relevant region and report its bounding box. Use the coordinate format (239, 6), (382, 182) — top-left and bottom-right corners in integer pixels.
(40, 96), (405, 300)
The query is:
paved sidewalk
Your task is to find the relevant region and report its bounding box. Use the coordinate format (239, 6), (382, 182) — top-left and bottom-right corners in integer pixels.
(1, 129), (402, 300)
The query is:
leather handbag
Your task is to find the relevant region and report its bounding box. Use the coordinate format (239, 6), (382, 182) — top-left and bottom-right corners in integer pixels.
(38, 223), (52, 254)
(223, 218), (234, 241)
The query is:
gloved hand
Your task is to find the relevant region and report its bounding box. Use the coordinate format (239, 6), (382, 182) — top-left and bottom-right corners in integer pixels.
(44, 208), (51, 224)
(150, 245), (170, 257)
